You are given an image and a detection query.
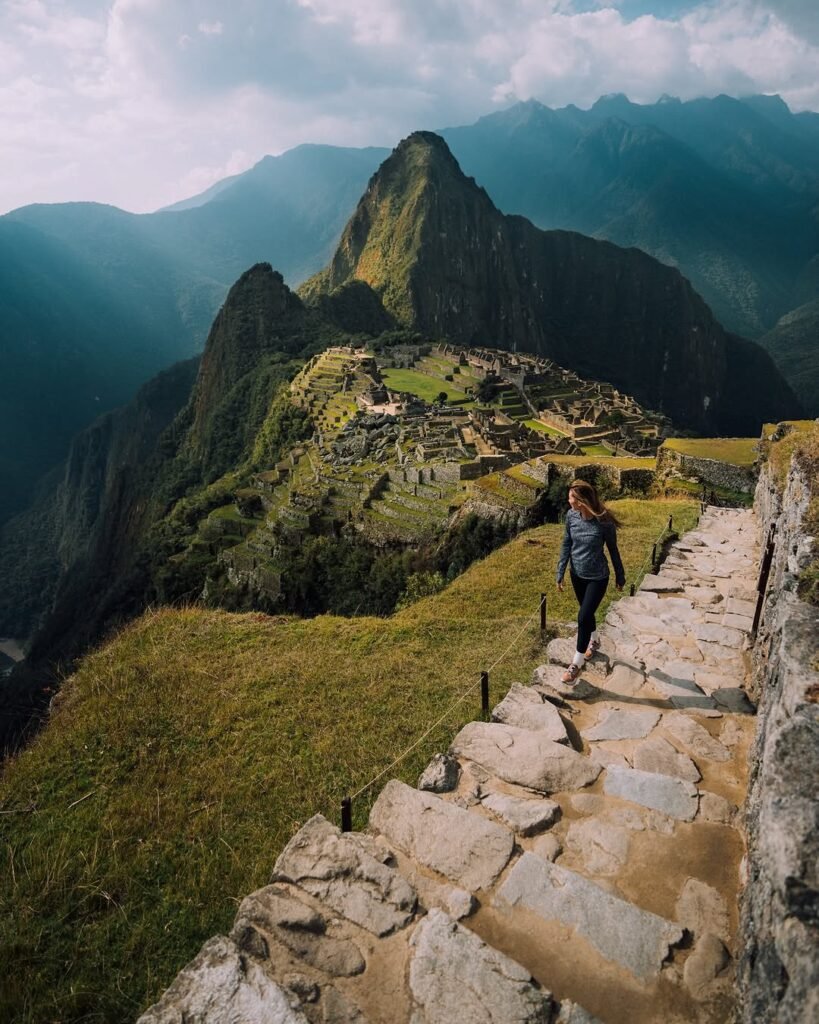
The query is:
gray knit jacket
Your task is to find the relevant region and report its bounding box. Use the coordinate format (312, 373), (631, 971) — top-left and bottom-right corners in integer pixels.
(556, 509), (626, 585)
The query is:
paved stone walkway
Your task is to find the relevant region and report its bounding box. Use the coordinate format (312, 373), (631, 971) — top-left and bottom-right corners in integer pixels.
(140, 507), (759, 1024)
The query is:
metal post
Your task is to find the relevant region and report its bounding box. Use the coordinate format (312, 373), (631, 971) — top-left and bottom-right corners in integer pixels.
(540, 593), (547, 632)
(341, 796), (352, 833)
(481, 672), (489, 717)
(629, 583), (635, 596)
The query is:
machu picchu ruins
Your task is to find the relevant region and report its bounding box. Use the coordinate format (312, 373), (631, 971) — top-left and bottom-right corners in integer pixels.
(197, 341), (677, 606)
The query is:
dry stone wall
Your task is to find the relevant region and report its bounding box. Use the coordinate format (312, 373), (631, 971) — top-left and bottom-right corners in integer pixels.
(736, 458), (819, 1024)
(657, 446), (756, 494)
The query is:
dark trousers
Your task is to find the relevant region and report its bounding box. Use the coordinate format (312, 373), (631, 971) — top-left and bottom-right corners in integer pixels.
(570, 572), (609, 655)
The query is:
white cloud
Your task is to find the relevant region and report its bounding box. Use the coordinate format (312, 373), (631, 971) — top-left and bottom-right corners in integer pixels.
(0, 0), (817, 214)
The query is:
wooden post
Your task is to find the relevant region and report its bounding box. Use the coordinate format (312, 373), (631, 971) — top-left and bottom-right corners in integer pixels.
(668, 515), (673, 530)
(629, 583), (635, 596)
(540, 593), (547, 632)
(341, 797), (352, 833)
(752, 525), (777, 637)
(481, 672), (490, 717)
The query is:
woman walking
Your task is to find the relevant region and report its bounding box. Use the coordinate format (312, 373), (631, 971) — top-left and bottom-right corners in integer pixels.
(556, 479), (625, 683)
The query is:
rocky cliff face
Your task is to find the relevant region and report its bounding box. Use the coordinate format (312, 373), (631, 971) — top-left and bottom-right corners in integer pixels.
(738, 446), (819, 1022)
(303, 132), (799, 435)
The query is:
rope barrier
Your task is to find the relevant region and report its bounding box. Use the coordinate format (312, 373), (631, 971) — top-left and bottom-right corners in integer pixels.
(346, 595), (547, 807)
(629, 515), (675, 590)
(341, 512), (683, 828)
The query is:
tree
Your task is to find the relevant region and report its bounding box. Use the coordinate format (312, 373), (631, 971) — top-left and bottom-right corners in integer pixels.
(436, 391), (448, 405)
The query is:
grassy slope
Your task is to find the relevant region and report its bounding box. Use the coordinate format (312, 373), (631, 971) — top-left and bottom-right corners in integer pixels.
(662, 436), (758, 467)
(0, 498), (698, 1023)
(381, 367), (471, 404)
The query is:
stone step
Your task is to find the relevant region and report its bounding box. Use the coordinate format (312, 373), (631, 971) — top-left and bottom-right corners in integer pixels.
(545, 637), (610, 674)
(450, 721), (601, 793)
(494, 853), (684, 981)
(601, 764), (699, 821)
(491, 683), (570, 743)
(369, 780), (515, 891)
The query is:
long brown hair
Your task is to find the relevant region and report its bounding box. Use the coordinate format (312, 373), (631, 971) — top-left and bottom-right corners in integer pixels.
(568, 479), (622, 528)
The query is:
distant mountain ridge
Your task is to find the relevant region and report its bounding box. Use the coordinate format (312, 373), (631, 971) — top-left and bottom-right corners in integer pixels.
(3, 92), (817, 528)
(303, 131), (798, 435)
(0, 145), (386, 524)
(437, 93), (819, 413)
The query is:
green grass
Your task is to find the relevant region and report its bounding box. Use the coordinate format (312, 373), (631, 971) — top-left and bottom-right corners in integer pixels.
(524, 419), (566, 437)
(580, 443), (614, 457)
(541, 453), (656, 470)
(0, 497), (698, 1023)
(662, 437), (759, 467)
(381, 368), (470, 405)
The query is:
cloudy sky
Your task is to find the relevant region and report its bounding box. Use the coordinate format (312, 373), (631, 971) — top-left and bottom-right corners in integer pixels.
(2, 0), (818, 214)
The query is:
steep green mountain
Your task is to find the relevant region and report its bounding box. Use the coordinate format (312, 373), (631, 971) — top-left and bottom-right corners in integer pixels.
(303, 131), (799, 435)
(1, 145), (385, 525)
(439, 94), (819, 393)
(760, 300), (819, 413)
(0, 265), (337, 750)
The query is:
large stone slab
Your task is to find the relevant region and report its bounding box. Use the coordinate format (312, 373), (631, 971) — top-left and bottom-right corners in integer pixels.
(491, 683), (569, 743)
(647, 669), (717, 710)
(722, 612), (754, 632)
(369, 780), (514, 891)
(639, 573), (683, 593)
(583, 708), (660, 741)
(450, 721), (601, 793)
(137, 935), (309, 1024)
(408, 908), (551, 1024)
(603, 765), (699, 821)
(565, 818), (630, 875)
(531, 663), (600, 700)
(724, 596), (756, 617)
(482, 792), (560, 837)
(273, 814), (416, 936)
(684, 587), (722, 606)
(712, 687), (755, 714)
(495, 853), (683, 980)
(547, 636), (609, 672)
(693, 622), (746, 647)
(632, 736), (701, 783)
(606, 662), (645, 696)
(662, 713), (731, 762)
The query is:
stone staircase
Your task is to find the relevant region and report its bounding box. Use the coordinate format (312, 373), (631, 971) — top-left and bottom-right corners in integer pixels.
(139, 508), (759, 1024)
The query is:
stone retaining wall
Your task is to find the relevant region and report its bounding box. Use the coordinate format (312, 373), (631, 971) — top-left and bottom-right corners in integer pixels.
(737, 459), (819, 1023)
(658, 446), (756, 494)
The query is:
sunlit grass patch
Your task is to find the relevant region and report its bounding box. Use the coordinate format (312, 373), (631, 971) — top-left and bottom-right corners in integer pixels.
(662, 437), (759, 467)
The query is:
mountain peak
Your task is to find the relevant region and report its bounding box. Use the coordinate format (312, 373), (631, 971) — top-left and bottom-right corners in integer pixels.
(300, 132), (490, 318)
